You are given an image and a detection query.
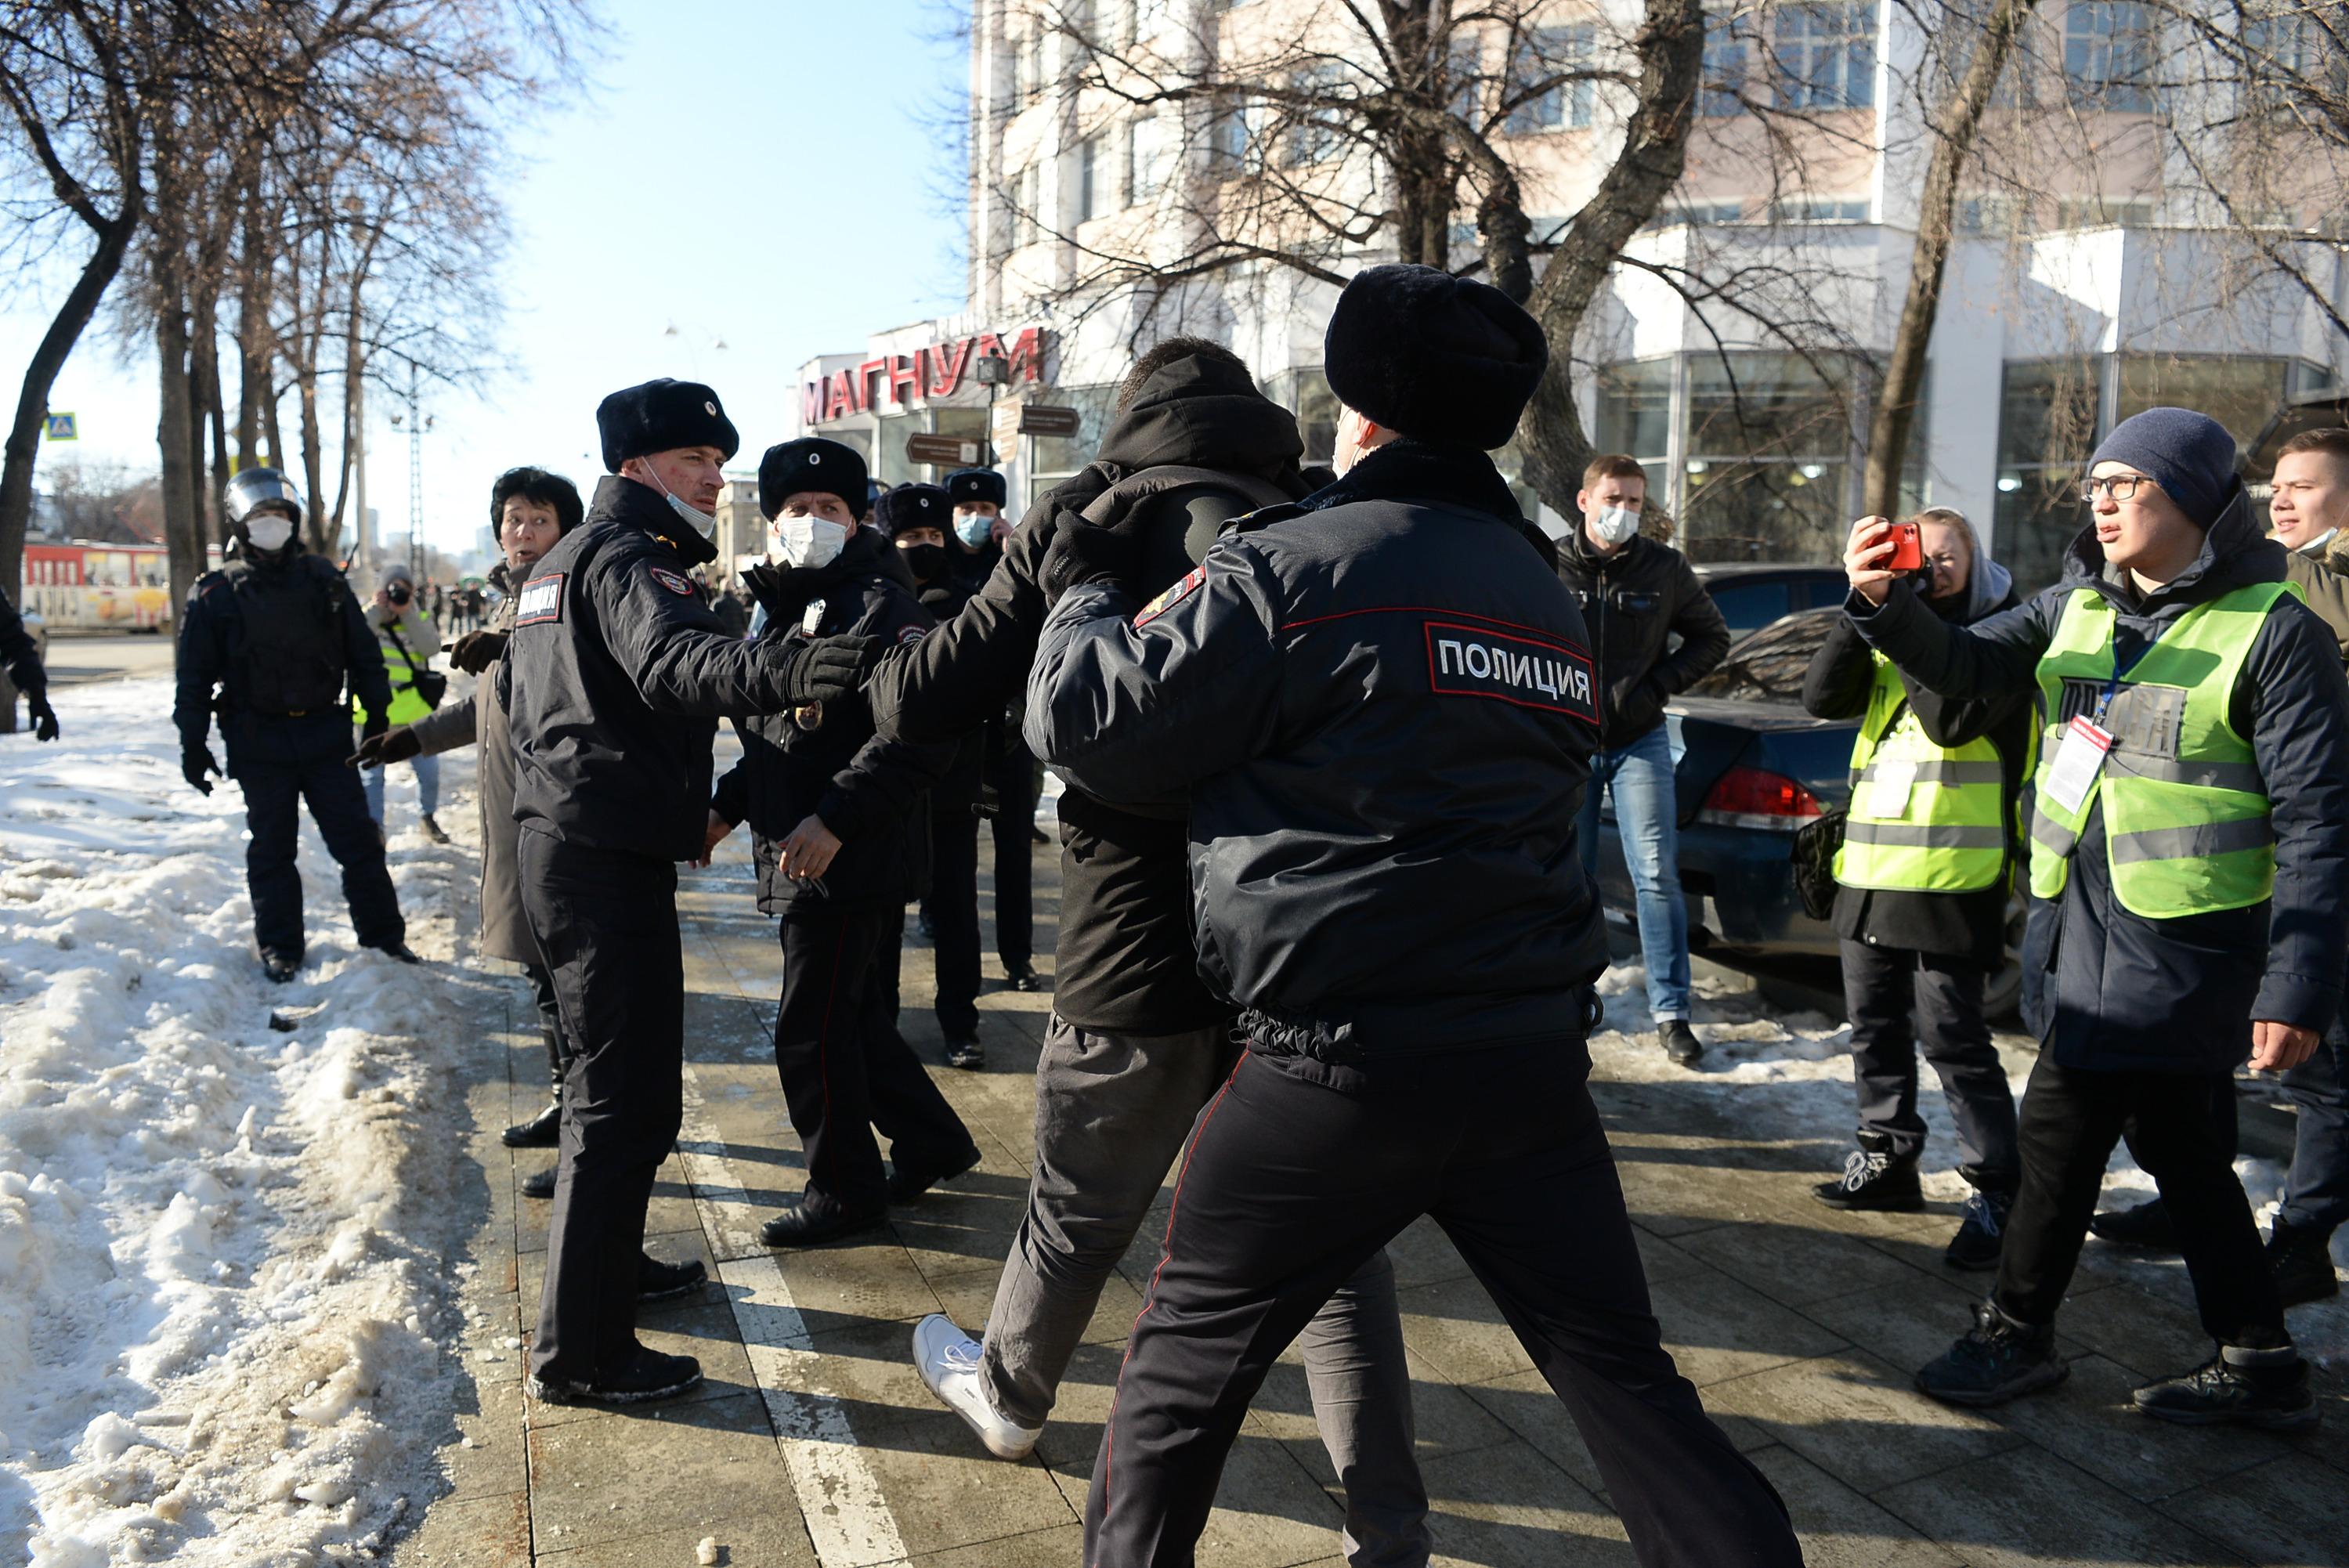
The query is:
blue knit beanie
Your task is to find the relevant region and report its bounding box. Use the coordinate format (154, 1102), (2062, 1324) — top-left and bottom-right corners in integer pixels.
(2088, 407), (2239, 529)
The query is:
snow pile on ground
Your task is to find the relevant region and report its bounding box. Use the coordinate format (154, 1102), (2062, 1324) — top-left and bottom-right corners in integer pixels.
(1588, 953), (2349, 1365)
(0, 676), (488, 1565)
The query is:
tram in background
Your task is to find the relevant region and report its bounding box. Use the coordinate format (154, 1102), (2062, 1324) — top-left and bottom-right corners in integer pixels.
(21, 540), (174, 631)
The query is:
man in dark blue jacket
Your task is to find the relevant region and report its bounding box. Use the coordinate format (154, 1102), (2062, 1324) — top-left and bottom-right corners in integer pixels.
(504, 381), (870, 1407)
(1025, 266), (1801, 1568)
(704, 443), (978, 1247)
(1847, 407), (2349, 1429)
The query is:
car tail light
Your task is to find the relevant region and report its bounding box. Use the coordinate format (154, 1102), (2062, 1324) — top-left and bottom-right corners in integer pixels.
(1697, 766), (1825, 830)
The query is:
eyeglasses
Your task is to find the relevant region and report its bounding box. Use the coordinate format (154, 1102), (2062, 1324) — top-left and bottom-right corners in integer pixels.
(2080, 475), (2154, 504)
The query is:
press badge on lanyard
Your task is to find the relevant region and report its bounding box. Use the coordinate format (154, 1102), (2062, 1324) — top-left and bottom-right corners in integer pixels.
(2043, 714), (2114, 815)
(1869, 758), (1919, 817)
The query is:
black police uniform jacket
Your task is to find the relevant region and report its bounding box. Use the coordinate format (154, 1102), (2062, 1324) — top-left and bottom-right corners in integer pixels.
(501, 476), (825, 862)
(1026, 439), (1614, 1060)
(172, 542), (393, 771)
(710, 530), (956, 914)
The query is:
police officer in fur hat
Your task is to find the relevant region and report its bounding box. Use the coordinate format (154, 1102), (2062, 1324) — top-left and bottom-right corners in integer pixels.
(503, 380), (875, 1407)
(1025, 265), (1802, 1564)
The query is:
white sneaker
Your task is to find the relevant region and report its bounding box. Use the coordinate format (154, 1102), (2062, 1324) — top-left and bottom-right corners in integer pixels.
(912, 1313), (1042, 1460)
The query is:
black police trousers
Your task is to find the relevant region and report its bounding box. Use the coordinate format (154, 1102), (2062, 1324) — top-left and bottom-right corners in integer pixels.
(233, 715), (403, 958)
(1996, 1057), (2286, 1349)
(519, 828), (683, 1384)
(927, 802), (982, 1039)
(985, 725), (1035, 970)
(775, 903), (974, 1218)
(1086, 1037), (1802, 1568)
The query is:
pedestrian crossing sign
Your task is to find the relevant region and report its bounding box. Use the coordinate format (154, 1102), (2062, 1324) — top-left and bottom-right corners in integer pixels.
(43, 412), (77, 441)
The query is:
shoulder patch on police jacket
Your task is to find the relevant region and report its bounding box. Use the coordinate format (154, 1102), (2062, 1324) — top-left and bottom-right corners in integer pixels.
(897, 623), (929, 646)
(1134, 567), (1205, 628)
(515, 573), (564, 626)
(649, 566), (696, 596)
(1425, 618), (1598, 723)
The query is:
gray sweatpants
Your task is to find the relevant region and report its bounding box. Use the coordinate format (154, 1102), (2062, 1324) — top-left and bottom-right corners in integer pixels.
(980, 1016), (1430, 1568)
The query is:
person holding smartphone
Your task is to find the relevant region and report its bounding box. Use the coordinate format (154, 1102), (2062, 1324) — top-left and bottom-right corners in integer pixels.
(1844, 407), (2349, 1428)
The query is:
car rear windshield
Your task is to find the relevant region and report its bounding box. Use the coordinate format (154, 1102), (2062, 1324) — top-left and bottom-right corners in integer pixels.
(1684, 608), (1839, 703)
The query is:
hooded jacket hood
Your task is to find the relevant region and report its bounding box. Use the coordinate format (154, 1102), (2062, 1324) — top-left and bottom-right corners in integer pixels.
(1955, 552), (2015, 624)
(1094, 352), (1306, 488)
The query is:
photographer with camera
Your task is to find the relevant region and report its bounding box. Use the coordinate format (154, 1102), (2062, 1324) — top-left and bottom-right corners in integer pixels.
(359, 562), (449, 843)
(1804, 508), (2029, 1270)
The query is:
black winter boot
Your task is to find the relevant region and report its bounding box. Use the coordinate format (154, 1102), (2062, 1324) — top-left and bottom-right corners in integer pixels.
(1944, 1185), (2015, 1271)
(520, 1164), (557, 1200)
(2132, 1345), (2317, 1429)
(1916, 1299), (2069, 1407)
(528, 1346), (702, 1407)
(1815, 1132), (1924, 1212)
(2088, 1196), (2177, 1251)
(2268, 1221), (2341, 1308)
(504, 1097), (562, 1148)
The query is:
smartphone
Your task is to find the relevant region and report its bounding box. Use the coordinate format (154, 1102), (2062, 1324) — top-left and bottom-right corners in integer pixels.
(1885, 521), (1924, 573)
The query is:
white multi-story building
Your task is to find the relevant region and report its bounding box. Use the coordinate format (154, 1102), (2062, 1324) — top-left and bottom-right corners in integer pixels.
(796, 1), (2348, 588)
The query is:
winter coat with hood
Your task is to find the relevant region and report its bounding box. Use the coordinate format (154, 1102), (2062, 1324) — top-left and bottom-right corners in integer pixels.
(1027, 439), (1609, 1062)
(1802, 555), (2031, 966)
(1852, 489), (2349, 1073)
(711, 527), (956, 914)
(866, 349), (1310, 1034)
(409, 562), (533, 962)
(1554, 522), (1731, 750)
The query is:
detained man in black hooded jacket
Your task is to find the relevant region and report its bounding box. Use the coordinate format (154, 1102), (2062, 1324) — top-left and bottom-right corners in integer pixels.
(876, 341), (1433, 1568)
(503, 381), (871, 1408)
(703, 442), (979, 1247)
(1847, 407), (2349, 1428)
(1025, 274), (1799, 1568)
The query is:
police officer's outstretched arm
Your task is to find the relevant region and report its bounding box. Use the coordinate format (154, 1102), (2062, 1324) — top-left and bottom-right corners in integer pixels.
(2241, 601), (2349, 1065)
(1845, 518), (2054, 699)
(1025, 536), (1285, 805)
(591, 550), (868, 716)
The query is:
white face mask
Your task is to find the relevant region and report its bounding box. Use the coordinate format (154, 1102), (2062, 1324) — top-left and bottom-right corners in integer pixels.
(245, 515), (295, 553)
(1591, 504), (1640, 547)
(638, 463), (717, 537)
(771, 515), (848, 569)
(953, 510), (993, 548)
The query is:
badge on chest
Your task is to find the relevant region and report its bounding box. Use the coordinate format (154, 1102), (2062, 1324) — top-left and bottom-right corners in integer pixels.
(800, 599), (826, 636)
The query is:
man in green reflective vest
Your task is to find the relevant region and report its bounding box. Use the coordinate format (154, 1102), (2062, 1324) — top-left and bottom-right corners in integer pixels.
(1803, 507), (2029, 1271)
(1844, 407), (2349, 1431)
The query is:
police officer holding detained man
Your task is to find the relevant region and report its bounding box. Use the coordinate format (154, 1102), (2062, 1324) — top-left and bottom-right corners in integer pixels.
(1025, 266), (1802, 1566)
(1845, 407), (2349, 1427)
(175, 468), (414, 981)
(503, 381), (871, 1406)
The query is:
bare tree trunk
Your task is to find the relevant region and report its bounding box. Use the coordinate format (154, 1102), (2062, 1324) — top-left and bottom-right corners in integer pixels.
(328, 304), (366, 541)
(262, 363), (286, 472)
(1518, 0), (1707, 518)
(157, 303), (205, 617)
(0, 205), (143, 618)
(1863, 0), (2041, 519)
(190, 287), (224, 539)
(297, 367), (327, 554)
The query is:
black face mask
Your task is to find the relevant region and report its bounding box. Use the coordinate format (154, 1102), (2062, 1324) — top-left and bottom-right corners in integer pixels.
(900, 543), (950, 583)
(388, 583), (412, 606)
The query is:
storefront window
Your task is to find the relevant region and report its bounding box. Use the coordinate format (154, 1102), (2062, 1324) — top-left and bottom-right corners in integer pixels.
(1993, 356), (2098, 592)
(1264, 367), (1339, 468)
(1028, 384), (1121, 486)
(1593, 358), (1672, 500)
(1680, 352), (1858, 564)
(2116, 354), (2293, 448)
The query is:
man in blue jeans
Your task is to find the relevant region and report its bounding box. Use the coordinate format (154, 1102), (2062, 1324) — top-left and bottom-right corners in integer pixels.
(1558, 454), (1730, 1065)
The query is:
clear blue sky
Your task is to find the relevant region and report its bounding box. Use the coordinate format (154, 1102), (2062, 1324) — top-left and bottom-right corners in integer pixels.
(0, 0), (969, 558)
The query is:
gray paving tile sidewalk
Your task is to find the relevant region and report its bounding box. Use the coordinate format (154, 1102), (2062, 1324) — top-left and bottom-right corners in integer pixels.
(395, 836), (2349, 1567)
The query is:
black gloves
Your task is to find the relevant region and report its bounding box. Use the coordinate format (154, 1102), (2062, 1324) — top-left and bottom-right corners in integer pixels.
(182, 743), (222, 795)
(360, 710), (388, 743)
(1038, 518), (1145, 604)
(448, 629), (508, 675)
(349, 726), (423, 770)
(782, 634), (877, 709)
(21, 685), (56, 742)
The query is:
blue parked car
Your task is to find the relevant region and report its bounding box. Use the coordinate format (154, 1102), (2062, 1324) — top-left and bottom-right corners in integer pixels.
(1589, 607), (2025, 1018)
